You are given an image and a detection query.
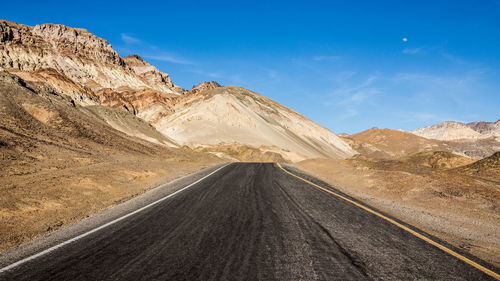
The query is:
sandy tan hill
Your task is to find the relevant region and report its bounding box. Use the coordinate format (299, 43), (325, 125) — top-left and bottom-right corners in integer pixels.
(400, 151), (475, 169)
(0, 70), (222, 252)
(348, 150), (474, 174)
(152, 86), (356, 162)
(90, 82), (356, 162)
(0, 20), (182, 94)
(341, 127), (447, 159)
(456, 151), (500, 183)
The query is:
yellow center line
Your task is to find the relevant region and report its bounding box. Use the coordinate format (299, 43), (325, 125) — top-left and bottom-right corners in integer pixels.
(276, 162), (500, 280)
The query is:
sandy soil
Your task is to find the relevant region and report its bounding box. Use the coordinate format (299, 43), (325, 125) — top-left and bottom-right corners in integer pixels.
(0, 155), (221, 253)
(293, 157), (500, 267)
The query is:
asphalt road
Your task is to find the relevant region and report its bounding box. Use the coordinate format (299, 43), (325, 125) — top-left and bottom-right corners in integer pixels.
(1, 163), (497, 280)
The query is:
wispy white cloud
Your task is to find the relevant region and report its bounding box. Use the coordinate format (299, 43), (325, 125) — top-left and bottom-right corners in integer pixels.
(186, 69), (223, 78)
(396, 111), (469, 128)
(441, 52), (467, 65)
(402, 47), (423, 54)
(144, 54), (195, 65)
(324, 74), (381, 115)
(118, 34), (195, 65)
(121, 34), (141, 44)
(313, 55), (342, 62)
(323, 65), (490, 124)
(184, 69), (243, 85)
(330, 71), (357, 83)
(260, 68), (278, 79)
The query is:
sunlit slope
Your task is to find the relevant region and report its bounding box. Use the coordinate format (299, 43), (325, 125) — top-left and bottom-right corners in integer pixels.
(154, 86), (355, 162)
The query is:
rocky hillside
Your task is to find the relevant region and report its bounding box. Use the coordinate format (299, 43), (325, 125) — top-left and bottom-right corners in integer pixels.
(0, 19), (355, 162)
(0, 20), (183, 95)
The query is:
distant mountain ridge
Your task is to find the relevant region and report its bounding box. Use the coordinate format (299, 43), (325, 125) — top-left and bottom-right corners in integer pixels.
(410, 120), (500, 141)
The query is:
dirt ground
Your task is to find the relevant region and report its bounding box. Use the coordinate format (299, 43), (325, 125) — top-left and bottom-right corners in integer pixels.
(0, 154), (221, 253)
(293, 157), (500, 267)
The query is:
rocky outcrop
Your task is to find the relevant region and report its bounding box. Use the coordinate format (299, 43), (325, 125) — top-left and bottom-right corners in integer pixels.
(187, 81), (221, 95)
(122, 55), (184, 94)
(0, 20), (182, 94)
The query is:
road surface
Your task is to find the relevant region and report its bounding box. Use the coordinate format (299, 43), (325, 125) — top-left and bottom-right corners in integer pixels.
(0, 163), (498, 280)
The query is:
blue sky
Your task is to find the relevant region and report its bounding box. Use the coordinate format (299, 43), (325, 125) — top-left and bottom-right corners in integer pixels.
(2, 0), (499, 134)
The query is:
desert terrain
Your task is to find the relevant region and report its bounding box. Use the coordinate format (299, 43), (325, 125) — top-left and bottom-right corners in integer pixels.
(0, 18), (499, 276)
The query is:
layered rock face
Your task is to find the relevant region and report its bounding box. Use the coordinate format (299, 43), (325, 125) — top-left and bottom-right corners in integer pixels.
(0, 20), (182, 94)
(122, 55), (183, 94)
(467, 120), (500, 141)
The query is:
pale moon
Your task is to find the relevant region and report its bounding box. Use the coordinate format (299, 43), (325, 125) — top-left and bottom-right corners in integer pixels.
(402, 37), (408, 42)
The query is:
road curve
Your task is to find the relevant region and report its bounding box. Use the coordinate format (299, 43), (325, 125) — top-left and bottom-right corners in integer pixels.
(0, 163), (498, 280)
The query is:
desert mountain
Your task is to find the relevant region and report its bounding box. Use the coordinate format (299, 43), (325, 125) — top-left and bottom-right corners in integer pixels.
(408, 120), (500, 159)
(0, 20), (355, 162)
(410, 120), (500, 141)
(341, 127), (447, 159)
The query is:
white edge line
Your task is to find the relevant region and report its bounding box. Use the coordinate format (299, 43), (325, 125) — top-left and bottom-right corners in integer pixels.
(0, 163), (232, 274)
